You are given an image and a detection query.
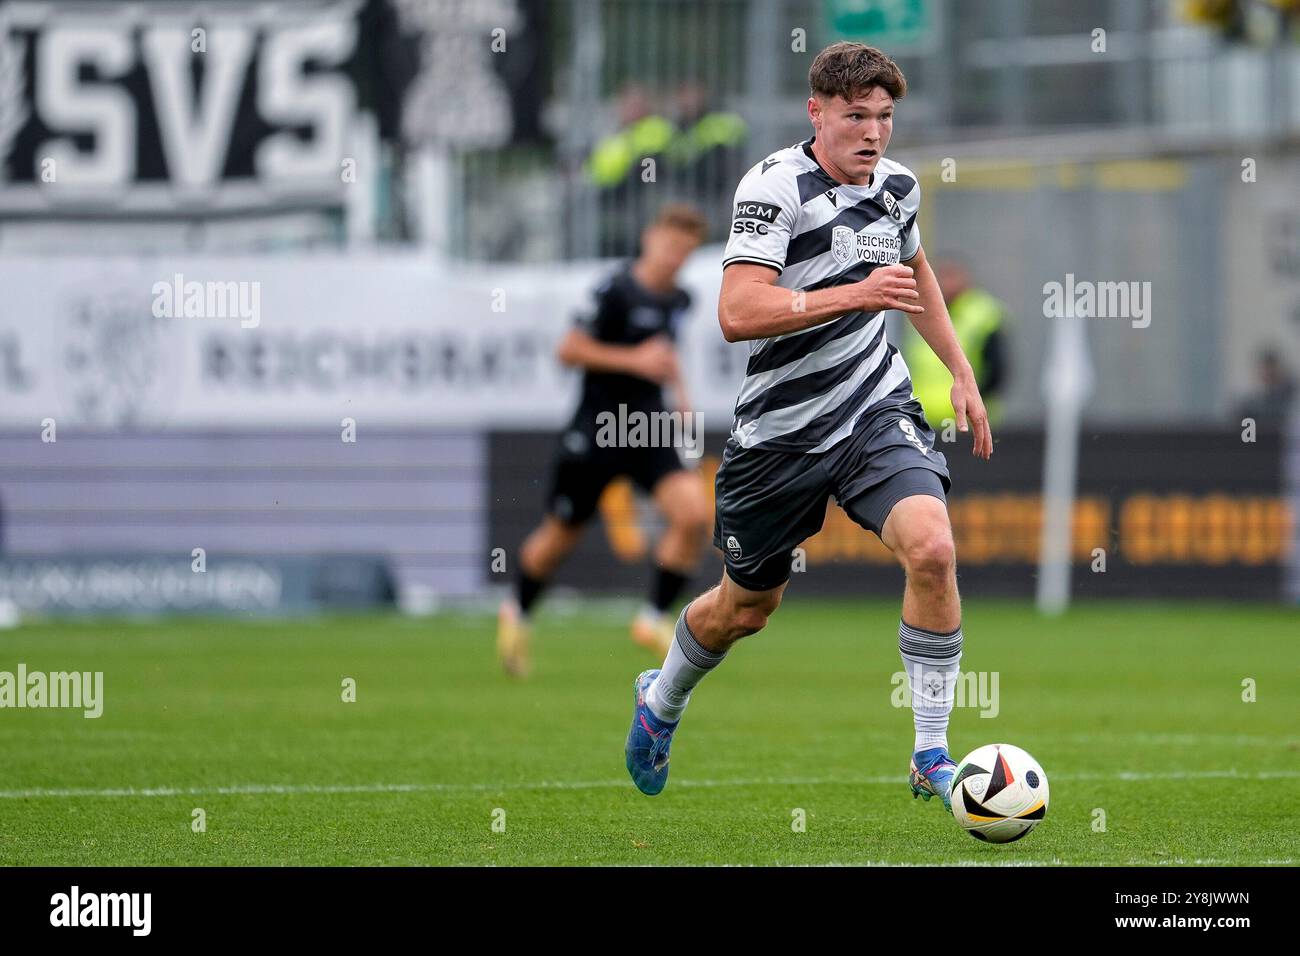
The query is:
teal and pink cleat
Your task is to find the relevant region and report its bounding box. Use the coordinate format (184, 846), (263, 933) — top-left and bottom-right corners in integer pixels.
(625, 669), (678, 796)
(910, 746), (958, 813)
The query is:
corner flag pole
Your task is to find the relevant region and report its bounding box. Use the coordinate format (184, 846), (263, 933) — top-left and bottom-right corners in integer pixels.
(1037, 308), (1094, 615)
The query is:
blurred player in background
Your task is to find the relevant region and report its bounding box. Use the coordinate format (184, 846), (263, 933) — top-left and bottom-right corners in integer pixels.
(625, 43), (994, 812)
(497, 204), (712, 678)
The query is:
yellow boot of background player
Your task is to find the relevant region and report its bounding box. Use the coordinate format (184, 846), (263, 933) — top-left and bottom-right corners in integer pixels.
(497, 600), (532, 678)
(630, 611), (673, 658)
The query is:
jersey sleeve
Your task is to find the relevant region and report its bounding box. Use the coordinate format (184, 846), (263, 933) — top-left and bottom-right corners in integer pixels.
(722, 162), (801, 274)
(897, 176), (922, 261)
(573, 276), (623, 340)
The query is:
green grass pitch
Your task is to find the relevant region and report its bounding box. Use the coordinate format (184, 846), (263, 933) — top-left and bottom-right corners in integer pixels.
(0, 599), (1296, 866)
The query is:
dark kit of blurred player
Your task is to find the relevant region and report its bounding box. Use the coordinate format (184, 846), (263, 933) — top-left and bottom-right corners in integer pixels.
(498, 205), (712, 678)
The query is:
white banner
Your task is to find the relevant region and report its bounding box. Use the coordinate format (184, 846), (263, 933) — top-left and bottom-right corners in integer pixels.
(0, 247), (749, 430)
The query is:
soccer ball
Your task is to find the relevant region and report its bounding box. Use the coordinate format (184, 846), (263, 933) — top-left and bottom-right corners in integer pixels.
(950, 743), (1049, 844)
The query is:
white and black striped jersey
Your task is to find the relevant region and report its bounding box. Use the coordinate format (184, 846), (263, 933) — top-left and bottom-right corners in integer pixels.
(722, 137), (923, 454)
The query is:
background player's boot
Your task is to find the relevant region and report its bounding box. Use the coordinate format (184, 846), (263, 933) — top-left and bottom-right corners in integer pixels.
(909, 746), (958, 813)
(496, 599), (532, 679)
(625, 669), (678, 795)
(629, 611), (673, 657)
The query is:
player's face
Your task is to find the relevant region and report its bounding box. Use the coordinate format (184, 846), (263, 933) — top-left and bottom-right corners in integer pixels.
(643, 225), (701, 275)
(809, 87), (894, 184)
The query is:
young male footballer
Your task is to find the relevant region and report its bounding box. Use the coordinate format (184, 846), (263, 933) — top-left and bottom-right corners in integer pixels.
(498, 204), (712, 678)
(625, 43), (994, 811)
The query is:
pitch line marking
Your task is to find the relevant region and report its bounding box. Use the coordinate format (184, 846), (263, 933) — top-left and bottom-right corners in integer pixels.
(809, 858), (1297, 867)
(1, 768), (1297, 800)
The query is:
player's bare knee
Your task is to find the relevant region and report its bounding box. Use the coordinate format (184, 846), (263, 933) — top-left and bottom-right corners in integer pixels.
(542, 522), (582, 557)
(902, 531), (956, 586)
(684, 506), (712, 540)
(673, 493), (712, 536)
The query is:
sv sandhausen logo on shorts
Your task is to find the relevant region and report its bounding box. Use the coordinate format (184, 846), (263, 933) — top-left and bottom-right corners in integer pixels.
(831, 225), (901, 267)
(725, 535), (743, 560)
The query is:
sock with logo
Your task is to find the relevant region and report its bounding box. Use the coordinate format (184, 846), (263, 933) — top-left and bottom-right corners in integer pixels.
(515, 568), (546, 619)
(898, 619), (963, 753)
(645, 602), (725, 723)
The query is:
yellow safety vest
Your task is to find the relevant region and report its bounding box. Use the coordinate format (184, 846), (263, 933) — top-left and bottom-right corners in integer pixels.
(904, 288), (1004, 428)
(586, 116), (677, 187)
(665, 112), (747, 165)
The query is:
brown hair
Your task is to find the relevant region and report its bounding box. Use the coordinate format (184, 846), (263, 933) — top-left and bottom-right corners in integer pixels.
(809, 42), (907, 102)
(652, 203), (708, 241)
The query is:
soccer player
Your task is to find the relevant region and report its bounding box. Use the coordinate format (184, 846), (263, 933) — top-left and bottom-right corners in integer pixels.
(498, 204), (712, 678)
(625, 43), (994, 812)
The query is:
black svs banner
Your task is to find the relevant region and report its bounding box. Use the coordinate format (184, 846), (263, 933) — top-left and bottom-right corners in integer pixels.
(0, 0), (548, 214)
(488, 427), (1291, 600)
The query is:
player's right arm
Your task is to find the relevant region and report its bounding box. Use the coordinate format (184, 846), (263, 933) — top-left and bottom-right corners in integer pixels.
(719, 262), (922, 343)
(718, 160), (921, 343)
(556, 328), (677, 383)
(557, 278), (677, 383)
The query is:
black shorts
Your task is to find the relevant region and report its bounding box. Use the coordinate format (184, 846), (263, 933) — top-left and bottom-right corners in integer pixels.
(546, 425), (689, 526)
(711, 397), (951, 592)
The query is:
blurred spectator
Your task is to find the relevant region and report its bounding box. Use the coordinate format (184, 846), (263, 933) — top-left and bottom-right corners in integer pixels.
(586, 86), (677, 256)
(586, 86), (676, 189)
(665, 82), (748, 224)
(1236, 348), (1297, 427)
(1182, 0), (1245, 36)
(904, 257), (1009, 428)
(584, 84), (747, 256)
(1181, 0), (1300, 43)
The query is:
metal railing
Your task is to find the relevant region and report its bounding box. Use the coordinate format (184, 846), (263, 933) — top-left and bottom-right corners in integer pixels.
(441, 0), (1300, 261)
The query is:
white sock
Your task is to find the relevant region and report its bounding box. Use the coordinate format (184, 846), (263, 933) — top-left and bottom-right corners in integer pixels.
(898, 619), (963, 753)
(645, 602), (725, 723)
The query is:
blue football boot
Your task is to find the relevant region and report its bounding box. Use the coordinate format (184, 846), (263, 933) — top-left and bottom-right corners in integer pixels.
(909, 746), (958, 813)
(625, 669), (679, 796)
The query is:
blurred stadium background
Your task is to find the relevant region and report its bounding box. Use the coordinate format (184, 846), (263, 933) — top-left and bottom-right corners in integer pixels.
(0, 0), (1297, 617)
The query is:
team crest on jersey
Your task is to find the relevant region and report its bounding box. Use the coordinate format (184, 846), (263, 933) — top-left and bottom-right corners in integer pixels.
(831, 225), (854, 266)
(725, 535), (743, 560)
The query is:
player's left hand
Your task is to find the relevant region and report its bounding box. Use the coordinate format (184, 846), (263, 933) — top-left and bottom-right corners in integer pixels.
(952, 377), (993, 460)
